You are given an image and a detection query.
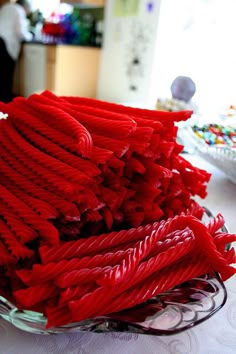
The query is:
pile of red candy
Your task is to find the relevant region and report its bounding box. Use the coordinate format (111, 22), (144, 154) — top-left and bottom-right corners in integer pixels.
(0, 91), (235, 328)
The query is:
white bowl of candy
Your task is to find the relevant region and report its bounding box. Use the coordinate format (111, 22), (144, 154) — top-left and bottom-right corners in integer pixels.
(184, 123), (236, 184)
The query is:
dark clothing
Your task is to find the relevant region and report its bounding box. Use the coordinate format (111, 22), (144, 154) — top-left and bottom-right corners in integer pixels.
(0, 37), (15, 103)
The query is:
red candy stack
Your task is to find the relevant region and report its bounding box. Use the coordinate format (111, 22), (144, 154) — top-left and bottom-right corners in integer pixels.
(0, 91), (235, 328)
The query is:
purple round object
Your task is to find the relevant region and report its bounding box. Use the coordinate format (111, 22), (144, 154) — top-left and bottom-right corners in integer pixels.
(171, 76), (196, 103)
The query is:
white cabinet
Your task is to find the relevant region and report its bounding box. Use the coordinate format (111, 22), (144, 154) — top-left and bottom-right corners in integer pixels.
(23, 44), (47, 97)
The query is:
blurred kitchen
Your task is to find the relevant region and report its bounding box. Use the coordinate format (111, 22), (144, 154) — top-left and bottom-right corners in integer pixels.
(11, 0), (105, 98)
(4, 0), (236, 121)
(11, 0), (163, 106)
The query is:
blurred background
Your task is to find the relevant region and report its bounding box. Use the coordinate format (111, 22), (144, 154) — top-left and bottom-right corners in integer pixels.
(1, 0), (236, 121)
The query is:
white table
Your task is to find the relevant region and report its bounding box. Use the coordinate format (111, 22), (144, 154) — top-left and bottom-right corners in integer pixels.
(0, 155), (236, 354)
(185, 154), (236, 235)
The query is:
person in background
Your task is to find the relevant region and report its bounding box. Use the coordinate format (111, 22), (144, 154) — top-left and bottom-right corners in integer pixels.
(0, 0), (32, 103)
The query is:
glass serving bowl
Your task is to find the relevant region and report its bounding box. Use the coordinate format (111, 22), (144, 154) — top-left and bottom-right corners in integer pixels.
(0, 208), (229, 336)
(180, 126), (236, 183)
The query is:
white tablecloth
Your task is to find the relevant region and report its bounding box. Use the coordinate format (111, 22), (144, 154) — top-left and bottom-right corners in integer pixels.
(0, 155), (236, 354)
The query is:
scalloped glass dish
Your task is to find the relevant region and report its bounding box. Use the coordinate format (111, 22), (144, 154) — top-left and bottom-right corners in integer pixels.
(0, 272), (227, 336)
(0, 208), (229, 336)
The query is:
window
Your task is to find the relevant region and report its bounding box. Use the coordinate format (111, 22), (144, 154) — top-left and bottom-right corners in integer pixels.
(154, 0), (236, 116)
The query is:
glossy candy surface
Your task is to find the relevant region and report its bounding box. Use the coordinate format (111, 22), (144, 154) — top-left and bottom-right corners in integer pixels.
(0, 93), (235, 331)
